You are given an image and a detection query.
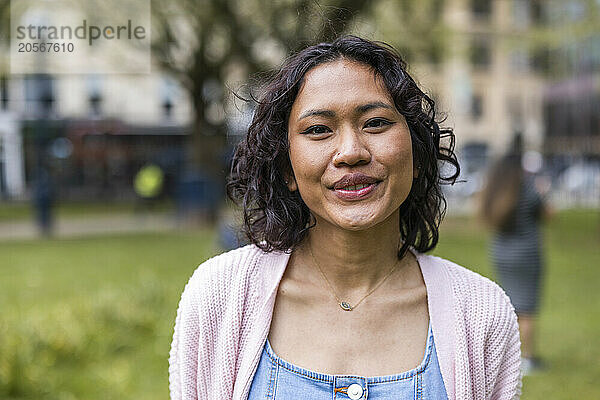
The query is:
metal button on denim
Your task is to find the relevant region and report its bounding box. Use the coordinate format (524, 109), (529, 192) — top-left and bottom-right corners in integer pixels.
(347, 383), (363, 399)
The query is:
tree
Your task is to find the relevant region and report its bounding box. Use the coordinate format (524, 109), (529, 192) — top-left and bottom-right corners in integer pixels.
(0, 0), (10, 74)
(150, 0), (370, 183)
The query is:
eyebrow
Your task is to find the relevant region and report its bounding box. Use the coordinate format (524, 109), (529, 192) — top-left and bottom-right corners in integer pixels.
(298, 101), (395, 120)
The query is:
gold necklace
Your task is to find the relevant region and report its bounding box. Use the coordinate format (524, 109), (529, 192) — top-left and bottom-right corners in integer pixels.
(308, 244), (400, 311)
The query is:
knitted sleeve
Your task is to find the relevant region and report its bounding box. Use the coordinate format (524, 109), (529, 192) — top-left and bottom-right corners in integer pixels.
(168, 265), (204, 399)
(168, 247), (255, 400)
(486, 284), (522, 400)
(442, 258), (522, 399)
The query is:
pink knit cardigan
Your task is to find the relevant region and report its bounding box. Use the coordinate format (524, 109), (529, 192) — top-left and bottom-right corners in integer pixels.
(169, 244), (522, 399)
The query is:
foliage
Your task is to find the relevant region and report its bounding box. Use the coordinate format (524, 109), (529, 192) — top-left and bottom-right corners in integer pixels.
(367, 0), (450, 65)
(1, 285), (167, 399)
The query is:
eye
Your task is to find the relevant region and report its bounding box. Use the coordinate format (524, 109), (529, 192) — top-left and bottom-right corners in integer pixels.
(364, 118), (393, 129)
(300, 125), (331, 135)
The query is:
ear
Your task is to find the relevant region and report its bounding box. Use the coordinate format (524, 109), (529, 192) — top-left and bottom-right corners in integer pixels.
(413, 164), (419, 179)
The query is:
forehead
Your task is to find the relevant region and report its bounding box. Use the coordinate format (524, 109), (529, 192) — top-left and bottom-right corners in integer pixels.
(291, 59), (393, 114)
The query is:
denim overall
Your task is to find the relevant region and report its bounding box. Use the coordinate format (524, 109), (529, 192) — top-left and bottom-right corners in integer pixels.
(248, 322), (448, 399)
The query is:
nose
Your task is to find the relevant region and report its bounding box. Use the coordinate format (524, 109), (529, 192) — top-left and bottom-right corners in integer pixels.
(332, 127), (371, 167)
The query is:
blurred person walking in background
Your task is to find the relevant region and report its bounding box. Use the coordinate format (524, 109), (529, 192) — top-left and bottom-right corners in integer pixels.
(134, 163), (165, 211)
(33, 167), (54, 237)
(480, 133), (550, 375)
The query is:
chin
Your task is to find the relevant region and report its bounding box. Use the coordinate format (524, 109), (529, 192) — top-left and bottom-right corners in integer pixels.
(335, 213), (380, 231)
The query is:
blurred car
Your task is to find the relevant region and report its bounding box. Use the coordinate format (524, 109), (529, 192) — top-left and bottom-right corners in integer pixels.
(553, 161), (600, 208)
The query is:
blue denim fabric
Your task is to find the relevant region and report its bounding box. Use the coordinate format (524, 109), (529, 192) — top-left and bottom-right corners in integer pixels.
(248, 322), (448, 399)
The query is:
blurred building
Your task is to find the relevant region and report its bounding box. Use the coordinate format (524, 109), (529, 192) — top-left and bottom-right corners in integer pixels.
(410, 0), (547, 158)
(0, 94), (25, 199)
(0, 71), (193, 200)
(393, 0), (598, 209)
(541, 1), (600, 158)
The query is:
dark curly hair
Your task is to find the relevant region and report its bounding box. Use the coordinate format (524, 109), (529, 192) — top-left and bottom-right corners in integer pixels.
(227, 35), (459, 257)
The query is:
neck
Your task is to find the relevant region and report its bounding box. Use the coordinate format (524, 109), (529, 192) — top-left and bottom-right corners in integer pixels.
(300, 209), (408, 297)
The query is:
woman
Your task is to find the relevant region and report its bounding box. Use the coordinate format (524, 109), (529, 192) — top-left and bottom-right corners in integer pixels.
(169, 36), (521, 399)
(480, 134), (548, 375)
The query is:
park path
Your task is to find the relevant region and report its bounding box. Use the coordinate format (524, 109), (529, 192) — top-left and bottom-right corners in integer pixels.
(0, 213), (179, 241)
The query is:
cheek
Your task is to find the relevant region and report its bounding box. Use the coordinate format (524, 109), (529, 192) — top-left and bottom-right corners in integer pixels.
(289, 145), (326, 182)
(289, 151), (306, 182)
(384, 141), (413, 173)
(398, 135), (414, 171)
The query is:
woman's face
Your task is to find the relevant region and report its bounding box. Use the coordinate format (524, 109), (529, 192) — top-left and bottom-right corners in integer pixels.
(286, 59), (415, 231)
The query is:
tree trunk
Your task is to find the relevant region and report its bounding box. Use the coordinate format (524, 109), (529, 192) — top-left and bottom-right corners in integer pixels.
(178, 73), (229, 223)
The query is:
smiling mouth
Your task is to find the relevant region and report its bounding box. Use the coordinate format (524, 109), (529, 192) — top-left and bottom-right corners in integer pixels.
(337, 183), (373, 192)
(333, 182), (380, 200)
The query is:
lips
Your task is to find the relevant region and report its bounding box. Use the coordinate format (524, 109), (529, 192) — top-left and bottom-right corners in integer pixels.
(332, 173), (380, 190)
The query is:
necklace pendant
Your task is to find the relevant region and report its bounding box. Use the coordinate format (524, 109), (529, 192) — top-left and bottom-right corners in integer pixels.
(339, 301), (353, 311)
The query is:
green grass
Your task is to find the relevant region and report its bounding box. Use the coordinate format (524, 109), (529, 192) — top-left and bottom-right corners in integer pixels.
(435, 209), (600, 399)
(0, 201), (174, 222)
(1, 210), (599, 399)
(0, 230), (218, 400)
